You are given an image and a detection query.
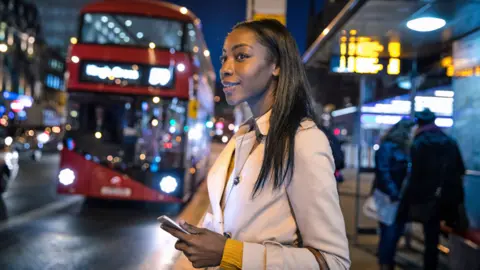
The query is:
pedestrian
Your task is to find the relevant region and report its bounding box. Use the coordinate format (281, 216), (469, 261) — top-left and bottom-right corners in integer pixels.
(403, 108), (466, 270)
(162, 19), (350, 269)
(373, 119), (414, 270)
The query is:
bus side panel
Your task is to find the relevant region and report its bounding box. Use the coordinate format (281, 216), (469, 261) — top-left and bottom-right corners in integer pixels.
(57, 149), (92, 195)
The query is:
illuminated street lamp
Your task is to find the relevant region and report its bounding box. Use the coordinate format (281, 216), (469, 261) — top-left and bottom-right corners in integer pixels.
(406, 17), (446, 32)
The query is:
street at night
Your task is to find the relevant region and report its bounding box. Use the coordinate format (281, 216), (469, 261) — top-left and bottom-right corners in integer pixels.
(0, 143), (223, 270)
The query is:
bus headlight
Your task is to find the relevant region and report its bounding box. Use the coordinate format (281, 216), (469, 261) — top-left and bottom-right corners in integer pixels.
(59, 168), (75, 186)
(159, 175), (178, 194)
(148, 67), (172, 86)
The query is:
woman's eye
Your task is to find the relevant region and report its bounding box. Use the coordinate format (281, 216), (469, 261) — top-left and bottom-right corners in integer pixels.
(220, 56), (226, 64)
(235, 53), (249, 61)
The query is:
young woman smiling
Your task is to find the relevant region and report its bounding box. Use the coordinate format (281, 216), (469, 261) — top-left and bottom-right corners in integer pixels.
(162, 19), (350, 270)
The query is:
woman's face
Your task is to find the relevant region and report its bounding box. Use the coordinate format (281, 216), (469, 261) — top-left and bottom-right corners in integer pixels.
(220, 28), (279, 106)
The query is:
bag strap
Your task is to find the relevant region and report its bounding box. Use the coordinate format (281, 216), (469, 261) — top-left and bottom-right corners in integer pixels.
(285, 191), (330, 270)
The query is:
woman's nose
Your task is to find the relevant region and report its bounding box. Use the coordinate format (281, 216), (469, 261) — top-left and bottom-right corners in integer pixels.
(220, 59), (233, 78)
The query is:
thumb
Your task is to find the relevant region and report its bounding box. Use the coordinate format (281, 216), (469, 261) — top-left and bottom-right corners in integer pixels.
(179, 219), (201, 234)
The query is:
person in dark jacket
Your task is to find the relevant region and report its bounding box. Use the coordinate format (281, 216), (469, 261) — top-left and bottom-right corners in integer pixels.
(374, 119), (414, 270)
(403, 108), (466, 270)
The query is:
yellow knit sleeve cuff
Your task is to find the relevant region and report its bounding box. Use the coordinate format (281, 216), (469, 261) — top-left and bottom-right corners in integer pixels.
(220, 239), (243, 270)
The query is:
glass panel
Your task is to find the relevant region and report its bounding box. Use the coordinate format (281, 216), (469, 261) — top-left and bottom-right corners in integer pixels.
(66, 93), (187, 169)
(81, 13), (184, 50)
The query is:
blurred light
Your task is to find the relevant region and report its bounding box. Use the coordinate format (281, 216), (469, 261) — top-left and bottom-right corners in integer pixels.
(85, 154), (91, 160)
(177, 63), (185, 72)
(28, 36), (35, 44)
(387, 58), (401, 75)
(153, 96), (160, 103)
(151, 119), (159, 127)
(125, 20), (132, 27)
(189, 168), (196, 174)
(214, 96), (220, 102)
(322, 28), (330, 35)
(57, 143), (63, 151)
(114, 27), (121, 34)
(155, 156), (161, 163)
(398, 79), (412, 90)
(434, 90), (454, 98)
(407, 17), (446, 32)
(0, 43), (8, 53)
(203, 50), (210, 57)
(170, 119), (176, 126)
(101, 16), (108, 23)
(169, 126), (176, 133)
(435, 118), (454, 128)
(10, 100), (24, 112)
(4, 136), (12, 146)
(70, 37), (78, 44)
(70, 110), (78, 118)
(373, 144), (380, 151)
(136, 32), (143, 39)
(150, 163), (158, 173)
(95, 132), (102, 139)
(221, 136), (229, 143)
(215, 122), (224, 130)
(67, 138), (75, 150)
(388, 42), (401, 58)
(71, 56), (80, 63)
(206, 121), (214, 128)
(341, 129), (347, 136)
(350, 29), (357, 35)
(149, 42), (156, 49)
(188, 124), (203, 140)
(176, 136), (182, 143)
(215, 129), (223, 136)
(193, 46), (199, 53)
(180, 7), (188, 14)
(28, 130), (34, 136)
(65, 124), (72, 131)
(37, 133), (50, 144)
(228, 124), (235, 131)
(334, 128), (341, 136)
(142, 101), (148, 111)
(149, 67), (171, 86)
(59, 168), (75, 186)
(160, 175), (178, 193)
(140, 154), (146, 160)
(108, 22), (114, 29)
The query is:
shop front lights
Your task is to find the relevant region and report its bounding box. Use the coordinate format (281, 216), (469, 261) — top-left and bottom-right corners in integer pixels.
(406, 17), (446, 32)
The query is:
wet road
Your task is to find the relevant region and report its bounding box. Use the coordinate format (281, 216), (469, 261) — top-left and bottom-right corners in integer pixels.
(0, 144), (223, 270)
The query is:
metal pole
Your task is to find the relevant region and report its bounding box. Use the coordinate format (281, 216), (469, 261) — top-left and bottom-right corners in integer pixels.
(354, 75), (366, 244)
(409, 58), (418, 119)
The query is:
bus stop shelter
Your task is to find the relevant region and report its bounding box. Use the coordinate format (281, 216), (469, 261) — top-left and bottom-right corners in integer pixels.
(303, 0), (480, 267)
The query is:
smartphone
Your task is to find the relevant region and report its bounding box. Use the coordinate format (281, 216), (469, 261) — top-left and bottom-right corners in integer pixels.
(157, 215), (191, 235)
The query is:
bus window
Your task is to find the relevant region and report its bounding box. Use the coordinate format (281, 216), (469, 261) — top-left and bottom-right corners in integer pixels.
(65, 93), (188, 169)
(81, 13), (184, 50)
(184, 23), (197, 52)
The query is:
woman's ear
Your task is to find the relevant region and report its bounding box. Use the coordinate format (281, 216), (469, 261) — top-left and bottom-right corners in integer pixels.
(272, 65), (280, 77)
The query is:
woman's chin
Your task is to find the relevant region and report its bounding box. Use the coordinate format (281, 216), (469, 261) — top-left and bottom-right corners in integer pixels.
(225, 97), (240, 106)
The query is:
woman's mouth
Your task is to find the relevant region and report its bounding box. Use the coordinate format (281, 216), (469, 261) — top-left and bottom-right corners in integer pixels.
(222, 82), (240, 92)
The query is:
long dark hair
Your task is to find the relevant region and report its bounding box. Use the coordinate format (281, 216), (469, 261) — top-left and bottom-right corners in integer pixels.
(233, 19), (318, 197)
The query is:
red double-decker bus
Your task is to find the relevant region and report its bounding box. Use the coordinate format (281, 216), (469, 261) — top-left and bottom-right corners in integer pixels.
(57, 0), (215, 204)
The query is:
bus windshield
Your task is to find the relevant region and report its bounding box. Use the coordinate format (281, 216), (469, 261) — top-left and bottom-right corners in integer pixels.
(80, 13), (184, 50)
(65, 92), (188, 170)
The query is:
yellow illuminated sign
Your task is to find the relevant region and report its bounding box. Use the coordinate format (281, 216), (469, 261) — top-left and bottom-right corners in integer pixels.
(387, 58), (400, 75)
(336, 32), (401, 75)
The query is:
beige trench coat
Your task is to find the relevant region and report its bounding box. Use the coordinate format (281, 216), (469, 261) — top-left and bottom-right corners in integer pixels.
(193, 111), (350, 269)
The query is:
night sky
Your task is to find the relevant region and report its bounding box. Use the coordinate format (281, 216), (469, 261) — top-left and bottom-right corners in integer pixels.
(167, 0), (324, 79)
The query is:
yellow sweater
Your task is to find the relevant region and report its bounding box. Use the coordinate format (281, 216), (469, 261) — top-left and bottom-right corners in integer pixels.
(219, 153), (243, 270)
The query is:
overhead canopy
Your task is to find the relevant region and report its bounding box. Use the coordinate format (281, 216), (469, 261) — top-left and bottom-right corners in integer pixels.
(303, 0), (480, 69)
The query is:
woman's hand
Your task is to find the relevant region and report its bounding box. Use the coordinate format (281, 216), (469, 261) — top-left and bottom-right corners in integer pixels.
(161, 220), (228, 268)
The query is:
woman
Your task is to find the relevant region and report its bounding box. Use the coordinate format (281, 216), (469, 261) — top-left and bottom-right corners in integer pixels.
(162, 19), (350, 269)
(374, 119), (413, 270)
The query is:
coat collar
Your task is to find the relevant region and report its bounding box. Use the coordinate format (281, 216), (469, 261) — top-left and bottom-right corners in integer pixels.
(236, 109), (271, 138)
